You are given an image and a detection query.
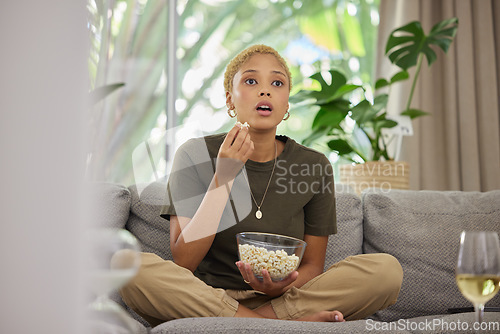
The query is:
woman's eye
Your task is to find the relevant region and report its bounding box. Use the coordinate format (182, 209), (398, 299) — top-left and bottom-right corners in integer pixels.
(272, 80), (284, 87)
(245, 79), (257, 85)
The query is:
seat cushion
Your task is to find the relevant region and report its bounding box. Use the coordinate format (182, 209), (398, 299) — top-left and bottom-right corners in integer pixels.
(150, 317), (398, 334)
(362, 189), (500, 322)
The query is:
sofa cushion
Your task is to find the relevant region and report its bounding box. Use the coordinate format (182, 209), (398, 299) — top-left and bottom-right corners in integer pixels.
(88, 183), (131, 228)
(127, 182), (172, 260)
(150, 317), (400, 334)
(324, 184), (363, 270)
(363, 189), (500, 322)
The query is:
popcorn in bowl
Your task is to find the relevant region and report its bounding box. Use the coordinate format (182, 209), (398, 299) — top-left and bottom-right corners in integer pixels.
(236, 232), (307, 281)
(238, 244), (301, 280)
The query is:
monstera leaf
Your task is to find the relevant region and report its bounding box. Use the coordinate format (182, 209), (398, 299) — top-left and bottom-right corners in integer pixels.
(292, 70), (362, 105)
(375, 70), (409, 90)
(385, 17), (458, 70)
(295, 17), (458, 163)
(298, 70), (363, 151)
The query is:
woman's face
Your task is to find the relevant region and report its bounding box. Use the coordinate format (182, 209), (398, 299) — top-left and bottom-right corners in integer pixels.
(227, 53), (290, 131)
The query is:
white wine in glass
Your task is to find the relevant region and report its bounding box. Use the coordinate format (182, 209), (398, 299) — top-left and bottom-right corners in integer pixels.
(456, 231), (500, 323)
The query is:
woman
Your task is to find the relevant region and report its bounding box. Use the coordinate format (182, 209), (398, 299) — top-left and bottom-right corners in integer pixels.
(120, 45), (403, 326)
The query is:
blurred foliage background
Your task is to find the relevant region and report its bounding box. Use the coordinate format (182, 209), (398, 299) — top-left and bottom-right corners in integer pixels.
(87, 0), (380, 186)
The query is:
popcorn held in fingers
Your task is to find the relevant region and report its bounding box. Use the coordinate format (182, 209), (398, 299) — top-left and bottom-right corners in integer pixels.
(236, 121), (250, 129)
(238, 244), (300, 281)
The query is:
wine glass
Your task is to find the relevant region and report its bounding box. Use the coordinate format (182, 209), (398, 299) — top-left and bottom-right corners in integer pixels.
(85, 228), (141, 333)
(456, 231), (500, 323)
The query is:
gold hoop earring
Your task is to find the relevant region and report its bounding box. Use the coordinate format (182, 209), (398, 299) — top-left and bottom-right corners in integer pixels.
(227, 108), (237, 118)
(283, 111), (290, 121)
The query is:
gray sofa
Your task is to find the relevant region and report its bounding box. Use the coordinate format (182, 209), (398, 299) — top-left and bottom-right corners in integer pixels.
(93, 182), (500, 333)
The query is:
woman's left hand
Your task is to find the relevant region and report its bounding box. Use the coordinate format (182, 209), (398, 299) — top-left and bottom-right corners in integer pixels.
(236, 261), (298, 297)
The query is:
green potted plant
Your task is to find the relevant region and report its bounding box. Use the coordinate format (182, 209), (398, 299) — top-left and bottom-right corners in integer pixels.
(291, 17), (458, 193)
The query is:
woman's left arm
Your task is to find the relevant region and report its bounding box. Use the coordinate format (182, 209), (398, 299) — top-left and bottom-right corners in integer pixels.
(283, 234), (328, 289)
(237, 234), (328, 297)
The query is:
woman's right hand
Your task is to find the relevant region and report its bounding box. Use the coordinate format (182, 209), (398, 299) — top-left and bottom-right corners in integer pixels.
(215, 123), (254, 186)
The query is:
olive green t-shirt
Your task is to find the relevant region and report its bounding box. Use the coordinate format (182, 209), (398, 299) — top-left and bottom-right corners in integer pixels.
(161, 134), (336, 290)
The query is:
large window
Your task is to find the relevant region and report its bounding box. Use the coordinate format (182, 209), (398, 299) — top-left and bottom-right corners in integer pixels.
(87, 0), (380, 186)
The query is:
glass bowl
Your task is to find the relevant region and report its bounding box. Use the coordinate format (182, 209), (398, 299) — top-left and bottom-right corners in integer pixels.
(236, 232), (307, 281)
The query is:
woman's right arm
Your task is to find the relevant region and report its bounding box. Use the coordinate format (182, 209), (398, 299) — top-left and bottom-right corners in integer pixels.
(170, 124), (253, 272)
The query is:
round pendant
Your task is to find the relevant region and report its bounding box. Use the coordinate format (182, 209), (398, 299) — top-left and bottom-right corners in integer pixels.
(255, 210), (262, 219)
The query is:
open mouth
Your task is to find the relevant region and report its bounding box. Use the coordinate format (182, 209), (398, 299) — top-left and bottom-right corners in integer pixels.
(256, 102), (273, 116)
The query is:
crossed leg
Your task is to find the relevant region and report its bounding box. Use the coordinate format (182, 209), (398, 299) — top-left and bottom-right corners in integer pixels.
(120, 253), (402, 327)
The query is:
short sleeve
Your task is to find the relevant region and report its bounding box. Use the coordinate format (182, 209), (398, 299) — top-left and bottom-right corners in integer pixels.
(303, 155), (337, 236)
(160, 138), (215, 220)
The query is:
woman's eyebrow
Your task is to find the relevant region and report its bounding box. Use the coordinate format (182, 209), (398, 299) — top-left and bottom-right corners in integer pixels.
(242, 69), (286, 77)
(242, 69), (257, 75)
(272, 70), (286, 77)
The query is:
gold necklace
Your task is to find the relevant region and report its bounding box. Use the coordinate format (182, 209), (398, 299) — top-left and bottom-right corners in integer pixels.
(243, 141), (277, 220)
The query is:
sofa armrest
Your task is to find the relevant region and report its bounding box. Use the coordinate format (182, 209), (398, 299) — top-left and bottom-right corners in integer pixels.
(88, 182), (131, 229)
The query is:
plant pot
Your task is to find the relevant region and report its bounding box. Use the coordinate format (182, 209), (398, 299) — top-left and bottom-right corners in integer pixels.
(338, 161), (410, 195)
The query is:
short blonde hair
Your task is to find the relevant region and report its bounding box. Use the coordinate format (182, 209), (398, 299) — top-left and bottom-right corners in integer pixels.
(223, 44), (292, 93)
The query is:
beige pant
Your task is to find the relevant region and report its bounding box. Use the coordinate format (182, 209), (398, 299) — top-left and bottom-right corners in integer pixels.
(120, 253), (403, 327)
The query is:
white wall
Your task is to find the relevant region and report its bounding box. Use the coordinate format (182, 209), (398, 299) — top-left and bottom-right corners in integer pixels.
(0, 2), (87, 333)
